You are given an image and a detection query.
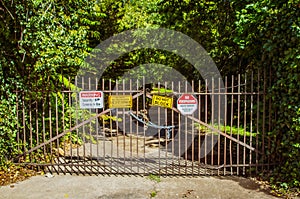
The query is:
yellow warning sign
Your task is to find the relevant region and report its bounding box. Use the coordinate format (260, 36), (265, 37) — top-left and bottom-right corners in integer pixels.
(108, 95), (132, 108)
(151, 95), (173, 109)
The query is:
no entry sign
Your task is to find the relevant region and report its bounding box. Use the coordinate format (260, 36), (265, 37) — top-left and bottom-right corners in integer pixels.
(177, 94), (198, 115)
(79, 91), (104, 109)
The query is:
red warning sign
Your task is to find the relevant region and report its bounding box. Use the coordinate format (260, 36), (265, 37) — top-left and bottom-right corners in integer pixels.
(80, 92), (102, 98)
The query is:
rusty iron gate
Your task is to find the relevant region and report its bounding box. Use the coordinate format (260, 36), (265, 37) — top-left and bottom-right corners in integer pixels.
(14, 72), (273, 176)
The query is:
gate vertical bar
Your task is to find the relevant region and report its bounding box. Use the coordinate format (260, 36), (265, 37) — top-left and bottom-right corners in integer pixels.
(204, 78), (208, 172)
(81, 76), (86, 172)
(262, 69), (267, 171)
(34, 75), (39, 150)
(136, 78), (141, 174)
(250, 72), (254, 175)
(61, 75), (66, 174)
(22, 93), (26, 153)
(211, 77), (214, 168)
(95, 77), (100, 174)
(237, 74), (241, 175)
(268, 66), (272, 170)
(223, 76), (228, 175)
(55, 84), (60, 173)
(171, 80), (175, 175)
(197, 80), (201, 175)
(42, 87), (46, 156)
(29, 94), (33, 156)
(67, 77), (72, 168)
(102, 78), (107, 173)
(35, 93), (39, 149)
(88, 77), (93, 172)
(75, 76), (79, 172)
(129, 79), (133, 172)
(243, 74), (247, 175)
(164, 81), (169, 175)
(143, 77), (147, 174)
(217, 78), (221, 175)
(122, 79), (126, 172)
(48, 83), (53, 164)
(34, 74), (39, 152)
(230, 75), (234, 175)
(191, 80), (195, 175)
(256, 71), (260, 174)
(16, 89), (20, 153)
(184, 80), (188, 175)
(178, 81), (181, 175)
(115, 79), (120, 173)
(157, 82), (161, 175)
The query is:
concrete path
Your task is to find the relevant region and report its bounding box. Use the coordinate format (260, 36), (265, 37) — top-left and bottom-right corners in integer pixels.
(0, 174), (279, 199)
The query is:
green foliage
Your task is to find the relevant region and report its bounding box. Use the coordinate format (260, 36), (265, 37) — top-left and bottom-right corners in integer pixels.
(272, 107), (300, 189)
(0, 98), (19, 169)
(81, 133), (97, 144)
(150, 190), (157, 198)
(0, 22), (22, 168)
(99, 114), (122, 122)
(151, 87), (173, 95)
(61, 132), (83, 146)
(61, 98), (98, 145)
(194, 123), (257, 137)
(0, 0), (299, 192)
(234, 0), (300, 189)
(18, 0), (103, 79)
(148, 174), (161, 183)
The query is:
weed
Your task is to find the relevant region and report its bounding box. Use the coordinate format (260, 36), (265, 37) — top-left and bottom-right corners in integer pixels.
(148, 174), (161, 183)
(150, 191), (157, 198)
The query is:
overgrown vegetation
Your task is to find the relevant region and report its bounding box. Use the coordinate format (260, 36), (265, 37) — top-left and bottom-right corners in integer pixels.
(0, 0), (299, 194)
(0, 97), (19, 169)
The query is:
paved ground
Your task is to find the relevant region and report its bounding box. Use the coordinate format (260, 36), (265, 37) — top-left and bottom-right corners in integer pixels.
(0, 174), (280, 199)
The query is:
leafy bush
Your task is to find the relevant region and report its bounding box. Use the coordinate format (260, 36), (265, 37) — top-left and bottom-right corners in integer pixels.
(0, 98), (19, 170)
(271, 107), (300, 190)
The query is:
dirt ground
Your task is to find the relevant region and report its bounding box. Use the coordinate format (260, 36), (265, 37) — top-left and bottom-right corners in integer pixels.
(0, 173), (286, 199)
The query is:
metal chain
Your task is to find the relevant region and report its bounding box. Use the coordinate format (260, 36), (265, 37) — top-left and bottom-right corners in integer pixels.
(129, 111), (175, 139)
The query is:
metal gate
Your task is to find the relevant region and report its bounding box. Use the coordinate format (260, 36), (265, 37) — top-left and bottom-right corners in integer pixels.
(14, 72), (272, 176)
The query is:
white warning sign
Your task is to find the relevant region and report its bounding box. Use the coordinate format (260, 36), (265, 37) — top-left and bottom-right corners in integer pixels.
(177, 94), (198, 115)
(79, 91), (104, 109)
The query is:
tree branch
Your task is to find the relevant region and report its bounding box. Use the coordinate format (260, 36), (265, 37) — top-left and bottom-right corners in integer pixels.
(0, 0), (14, 19)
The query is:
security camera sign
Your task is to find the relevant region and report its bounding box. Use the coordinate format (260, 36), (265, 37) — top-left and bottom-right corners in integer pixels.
(79, 91), (104, 109)
(177, 94), (198, 115)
